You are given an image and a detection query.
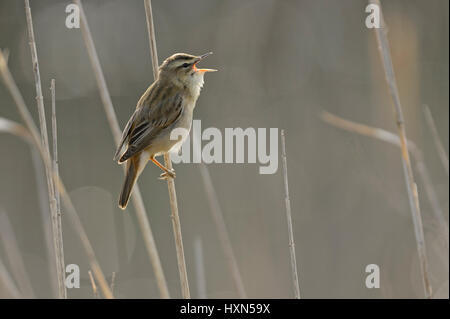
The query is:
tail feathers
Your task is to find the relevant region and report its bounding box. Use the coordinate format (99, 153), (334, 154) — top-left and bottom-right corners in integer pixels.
(119, 160), (138, 210)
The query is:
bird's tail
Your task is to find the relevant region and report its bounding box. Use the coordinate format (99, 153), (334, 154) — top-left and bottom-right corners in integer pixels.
(119, 159), (138, 210)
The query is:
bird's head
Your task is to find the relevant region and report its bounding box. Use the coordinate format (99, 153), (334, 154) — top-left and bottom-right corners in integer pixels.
(159, 52), (216, 93)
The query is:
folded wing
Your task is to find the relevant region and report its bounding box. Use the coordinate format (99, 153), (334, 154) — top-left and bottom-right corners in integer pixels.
(114, 91), (184, 163)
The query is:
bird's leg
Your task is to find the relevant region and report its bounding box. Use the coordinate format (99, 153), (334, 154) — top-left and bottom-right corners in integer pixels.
(150, 155), (176, 180)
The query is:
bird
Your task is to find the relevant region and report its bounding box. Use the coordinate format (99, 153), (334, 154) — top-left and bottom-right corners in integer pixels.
(114, 52), (216, 209)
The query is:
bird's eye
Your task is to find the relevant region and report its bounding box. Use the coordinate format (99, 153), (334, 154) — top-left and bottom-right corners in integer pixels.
(182, 63), (190, 68)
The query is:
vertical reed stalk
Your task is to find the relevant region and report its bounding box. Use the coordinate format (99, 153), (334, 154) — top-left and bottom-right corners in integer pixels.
(280, 130), (301, 299)
(31, 147), (59, 297)
(73, 0), (170, 298)
(0, 50), (113, 299)
(370, 0), (432, 298)
(24, 0), (66, 299)
(144, 0), (190, 299)
(50, 79), (67, 298)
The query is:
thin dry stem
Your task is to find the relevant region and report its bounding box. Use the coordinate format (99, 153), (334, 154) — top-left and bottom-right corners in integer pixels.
(198, 162), (247, 298)
(50, 78), (66, 298)
(0, 211), (35, 298)
(280, 130), (301, 299)
(370, 0), (432, 298)
(165, 161), (190, 298)
(73, 0), (169, 298)
(31, 146), (59, 297)
(24, 0), (50, 165)
(144, 0), (159, 80)
(0, 50), (113, 299)
(144, 0), (190, 298)
(24, 0), (66, 298)
(423, 105), (449, 176)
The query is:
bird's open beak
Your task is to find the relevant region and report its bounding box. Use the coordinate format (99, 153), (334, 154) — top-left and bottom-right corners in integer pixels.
(194, 52), (217, 73)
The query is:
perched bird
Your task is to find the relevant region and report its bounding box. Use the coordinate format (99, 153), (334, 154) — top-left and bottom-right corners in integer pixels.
(114, 52), (216, 209)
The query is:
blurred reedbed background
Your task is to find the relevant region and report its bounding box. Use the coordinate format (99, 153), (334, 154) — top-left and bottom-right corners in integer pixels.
(0, 0), (448, 298)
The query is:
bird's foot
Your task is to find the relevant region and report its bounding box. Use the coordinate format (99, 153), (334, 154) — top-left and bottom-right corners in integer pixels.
(158, 169), (176, 180)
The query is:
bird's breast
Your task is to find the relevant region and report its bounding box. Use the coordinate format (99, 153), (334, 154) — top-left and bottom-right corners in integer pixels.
(168, 109), (192, 154)
(185, 73), (205, 102)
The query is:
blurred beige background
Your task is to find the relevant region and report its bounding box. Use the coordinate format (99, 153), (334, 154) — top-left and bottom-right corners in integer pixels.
(0, 0), (448, 298)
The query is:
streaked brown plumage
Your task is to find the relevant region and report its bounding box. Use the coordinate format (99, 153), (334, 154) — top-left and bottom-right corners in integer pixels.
(114, 52), (216, 209)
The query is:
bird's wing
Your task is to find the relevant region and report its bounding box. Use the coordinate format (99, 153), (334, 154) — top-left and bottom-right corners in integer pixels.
(113, 111), (138, 162)
(117, 92), (184, 163)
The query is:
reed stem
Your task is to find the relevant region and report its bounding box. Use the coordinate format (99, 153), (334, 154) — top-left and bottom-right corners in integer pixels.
(280, 130), (301, 299)
(24, 0), (66, 298)
(370, 0), (432, 298)
(50, 79), (67, 298)
(144, 0), (190, 298)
